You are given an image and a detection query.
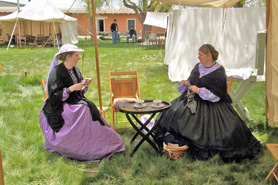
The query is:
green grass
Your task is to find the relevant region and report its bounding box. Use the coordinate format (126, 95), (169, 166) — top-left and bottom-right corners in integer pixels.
(0, 39), (277, 185)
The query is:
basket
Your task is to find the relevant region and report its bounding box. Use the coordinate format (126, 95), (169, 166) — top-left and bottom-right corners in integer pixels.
(163, 142), (189, 160)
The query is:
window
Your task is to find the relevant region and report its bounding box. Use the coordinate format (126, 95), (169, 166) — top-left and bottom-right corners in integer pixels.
(127, 19), (136, 31)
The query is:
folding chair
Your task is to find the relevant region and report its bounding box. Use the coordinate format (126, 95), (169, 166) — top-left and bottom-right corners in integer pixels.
(227, 76), (234, 95)
(0, 145), (4, 185)
(41, 79), (49, 99)
(109, 71), (141, 130)
(266, 144), (278, 182)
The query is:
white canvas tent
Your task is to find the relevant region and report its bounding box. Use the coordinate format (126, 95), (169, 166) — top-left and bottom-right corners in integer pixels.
(0, 0), (78, 46)
(165, 8), (266, 81)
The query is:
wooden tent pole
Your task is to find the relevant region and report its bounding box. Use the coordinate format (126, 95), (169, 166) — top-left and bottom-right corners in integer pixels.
(18, 20), (21, 48)
(90, 0), (103, 111)
(0, 145), (4, 185)
(31, 20), (32, 35)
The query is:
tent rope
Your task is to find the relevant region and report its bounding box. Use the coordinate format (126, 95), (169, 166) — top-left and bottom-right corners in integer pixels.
(0, 36), (52, 110)
(222, 8), (227, 33)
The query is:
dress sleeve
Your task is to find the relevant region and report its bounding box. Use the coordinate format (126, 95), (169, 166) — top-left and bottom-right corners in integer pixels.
(198, 87), (220, 102)
(62, 88), (69, 101)
(177, 80), (190, 94)
(83, 86), (88, 94)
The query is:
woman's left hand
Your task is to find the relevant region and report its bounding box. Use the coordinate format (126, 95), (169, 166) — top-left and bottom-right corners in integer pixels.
(189, 85), (199, 94)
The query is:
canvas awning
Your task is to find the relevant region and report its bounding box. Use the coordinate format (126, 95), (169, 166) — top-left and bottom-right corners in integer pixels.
(150, 0), (240, 8)
(143, 12), (170, 29)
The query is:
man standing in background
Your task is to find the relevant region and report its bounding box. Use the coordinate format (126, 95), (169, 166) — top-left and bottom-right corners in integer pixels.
(110, 19), (118, 44)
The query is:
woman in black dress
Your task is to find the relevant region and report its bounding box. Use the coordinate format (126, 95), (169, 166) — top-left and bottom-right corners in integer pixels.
(156, 44), (262, 162)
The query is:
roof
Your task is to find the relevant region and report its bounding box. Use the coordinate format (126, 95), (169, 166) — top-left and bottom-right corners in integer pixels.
(0, 5), (136, 14)
(0, 7), (21, 13)
(0, 1), (24, 7)
(48, 8), (136, 14)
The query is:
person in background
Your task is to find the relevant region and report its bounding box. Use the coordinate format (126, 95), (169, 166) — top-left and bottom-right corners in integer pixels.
(110, 19), (118, 44)
(126, 26), (137, 43)
(39, 44), (125, 161)
(155, 44), (262, 163)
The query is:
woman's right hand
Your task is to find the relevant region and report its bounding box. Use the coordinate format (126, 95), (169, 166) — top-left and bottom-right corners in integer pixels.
(69, 83), (84, 92)
(180, 80), (188, 86)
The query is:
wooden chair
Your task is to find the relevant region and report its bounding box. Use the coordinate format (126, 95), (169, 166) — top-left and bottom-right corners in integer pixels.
(109, 71), (141, 130)
(16, 35), (26, 48)
(266, 144), (278, 182)
(227, 76), (234, 95)
(0, 145), (4, 185)
(41, 79), (49, 99)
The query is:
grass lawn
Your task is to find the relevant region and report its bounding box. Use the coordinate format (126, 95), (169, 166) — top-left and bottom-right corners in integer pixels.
(0, 39), (278, 185)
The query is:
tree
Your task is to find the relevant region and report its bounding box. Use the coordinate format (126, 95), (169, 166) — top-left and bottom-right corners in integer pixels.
(82, 0), (112, 40)
(123, 0), (172, 39)
(234, 0), (266, 7)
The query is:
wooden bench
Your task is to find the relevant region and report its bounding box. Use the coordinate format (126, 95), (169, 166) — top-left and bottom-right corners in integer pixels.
(266, 143), (278, 181)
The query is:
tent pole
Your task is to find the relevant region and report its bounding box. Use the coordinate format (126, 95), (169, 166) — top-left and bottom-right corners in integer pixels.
(31, 21), (32, 35)
(90, 0), (103, 111)
(18, 20), (21, 48)
(52, 19), (59, 49)
(17, 0), (19, 12)
(7, 17), (18, 50)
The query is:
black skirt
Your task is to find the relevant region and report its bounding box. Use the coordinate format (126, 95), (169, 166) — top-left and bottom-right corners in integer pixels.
(156, 94), (262, 162)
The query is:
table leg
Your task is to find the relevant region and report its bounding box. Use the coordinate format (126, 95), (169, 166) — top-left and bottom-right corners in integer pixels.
(130, 113), (156, 138)
(126, 113), (160, 156)
(230, 76), (257, 123)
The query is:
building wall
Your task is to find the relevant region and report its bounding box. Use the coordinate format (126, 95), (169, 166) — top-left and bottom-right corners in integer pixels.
(0, 11), (166, 37)
(68, 13), (166, 36)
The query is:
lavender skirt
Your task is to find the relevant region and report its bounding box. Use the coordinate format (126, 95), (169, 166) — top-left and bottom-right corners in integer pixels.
(39, 101), (125, 161)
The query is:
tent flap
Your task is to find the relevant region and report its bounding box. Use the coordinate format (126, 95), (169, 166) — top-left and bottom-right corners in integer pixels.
(143, 12), (169, 29)
(266, 0), (278, 126)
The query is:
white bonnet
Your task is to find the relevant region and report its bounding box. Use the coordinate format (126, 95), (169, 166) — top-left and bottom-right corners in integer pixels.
(44, 44), (84, 93)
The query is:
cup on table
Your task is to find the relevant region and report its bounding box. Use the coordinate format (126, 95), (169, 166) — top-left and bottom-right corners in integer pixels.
(153, 100), (162, 106)
(135, 100), (144, 106)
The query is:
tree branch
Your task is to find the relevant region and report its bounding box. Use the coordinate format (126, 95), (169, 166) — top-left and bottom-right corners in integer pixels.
(123, 0), (143, 23)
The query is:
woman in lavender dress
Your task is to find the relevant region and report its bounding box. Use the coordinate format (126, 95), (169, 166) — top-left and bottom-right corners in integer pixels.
(156, 44), (261, 162)
(39, 44), (125, 161)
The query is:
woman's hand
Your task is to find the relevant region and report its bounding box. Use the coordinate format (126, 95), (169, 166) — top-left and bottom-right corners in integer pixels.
(85, 78), (92, 85)
(180, 80), (188, 86)
(189, 85), (199, 94)
(69, 83), (84, 92)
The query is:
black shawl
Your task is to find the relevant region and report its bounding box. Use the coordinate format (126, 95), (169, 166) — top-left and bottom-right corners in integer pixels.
(188, 63), (232, 103)
(43, 63), (104, 132)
